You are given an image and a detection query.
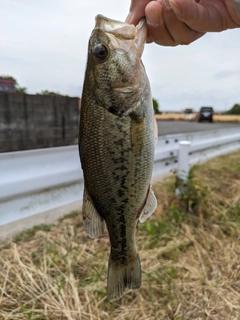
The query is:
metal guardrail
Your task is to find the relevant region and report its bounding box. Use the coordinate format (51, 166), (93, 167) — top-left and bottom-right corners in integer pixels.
(153, 127), (240, 178)
(0, 126), (240, 238)
(0, 146), (84, 228)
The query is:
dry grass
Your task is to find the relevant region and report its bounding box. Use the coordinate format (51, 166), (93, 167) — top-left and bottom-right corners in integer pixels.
(155, 113), (240, 122)
(1, 151), (240, 319)
(155, 113), (188, 121)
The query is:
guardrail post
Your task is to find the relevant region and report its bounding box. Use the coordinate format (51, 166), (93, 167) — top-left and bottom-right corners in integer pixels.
(175, 141), (191, 196)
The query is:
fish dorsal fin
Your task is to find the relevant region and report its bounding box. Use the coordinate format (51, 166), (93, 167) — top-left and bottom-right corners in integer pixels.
(139, 186), (157, 223)
(82, 186), (105, 238)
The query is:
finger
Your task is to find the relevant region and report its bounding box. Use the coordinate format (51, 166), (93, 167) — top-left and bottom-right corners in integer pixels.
(161, 0), (205, 45)
(126, 0), (152, 24)
(169, 0), (227, 32)
(145, 0), (177, 46)
(145, 0), (204, 46)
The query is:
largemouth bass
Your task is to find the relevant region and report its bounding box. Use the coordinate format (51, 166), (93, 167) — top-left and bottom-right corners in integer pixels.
(79, 15), (157, 302)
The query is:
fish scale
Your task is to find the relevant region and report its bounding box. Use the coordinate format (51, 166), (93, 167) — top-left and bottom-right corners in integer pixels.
(79, 15), (157, 302)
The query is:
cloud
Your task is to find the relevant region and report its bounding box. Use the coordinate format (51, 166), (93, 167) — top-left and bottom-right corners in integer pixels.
(213, 70), (240, 80)
(1, 1), (240, 111)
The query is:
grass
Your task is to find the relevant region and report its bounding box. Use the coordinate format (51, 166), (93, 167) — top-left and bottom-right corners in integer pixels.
(13, 224), (53, 243)
(1, 150), (240, 319)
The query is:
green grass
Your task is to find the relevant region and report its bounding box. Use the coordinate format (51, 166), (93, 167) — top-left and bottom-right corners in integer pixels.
(13, 224), (53, 243)
(58, 210), (79, 222)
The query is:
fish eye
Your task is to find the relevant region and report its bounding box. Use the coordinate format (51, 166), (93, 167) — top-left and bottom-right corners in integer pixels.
(93, 44), (109, 61)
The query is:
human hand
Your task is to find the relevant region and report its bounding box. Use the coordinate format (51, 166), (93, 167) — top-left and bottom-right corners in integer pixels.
(126, 0), (240, 46)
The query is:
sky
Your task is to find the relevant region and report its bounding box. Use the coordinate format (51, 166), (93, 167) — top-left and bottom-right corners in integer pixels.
(1, 0), (240, 112)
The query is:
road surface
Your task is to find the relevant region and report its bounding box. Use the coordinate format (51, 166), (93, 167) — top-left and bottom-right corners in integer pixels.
(157, 121), (240, 136)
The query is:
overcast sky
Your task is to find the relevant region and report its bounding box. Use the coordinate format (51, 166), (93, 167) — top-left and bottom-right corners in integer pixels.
(1, 0), (240, 112)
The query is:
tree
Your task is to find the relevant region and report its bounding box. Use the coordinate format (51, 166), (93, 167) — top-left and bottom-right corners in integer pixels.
(153, 98), (161, 114)
(37, 90), (67, 97)
(16, 87), (27, 94)
(225, 104), (240, 115)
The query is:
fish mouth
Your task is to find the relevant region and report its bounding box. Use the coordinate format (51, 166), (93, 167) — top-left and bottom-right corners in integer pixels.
(95, 15), (136, 39)
(95, 15), (147, 58)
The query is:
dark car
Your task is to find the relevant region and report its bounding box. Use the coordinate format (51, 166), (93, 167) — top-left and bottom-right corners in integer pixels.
(197, 106), (214, 122)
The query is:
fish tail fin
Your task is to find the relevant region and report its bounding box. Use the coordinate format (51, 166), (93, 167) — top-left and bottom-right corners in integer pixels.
(107, 251), (141, 302)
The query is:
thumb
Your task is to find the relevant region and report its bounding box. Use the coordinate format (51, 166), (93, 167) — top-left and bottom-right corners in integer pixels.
(126, 0), (152, 24)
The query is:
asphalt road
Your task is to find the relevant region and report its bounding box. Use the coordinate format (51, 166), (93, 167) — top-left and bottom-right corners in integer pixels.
(157, 121), (240, 136)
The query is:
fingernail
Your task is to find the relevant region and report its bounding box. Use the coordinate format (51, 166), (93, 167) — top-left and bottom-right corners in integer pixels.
(147, 20), (159, 27)
(163, 0), (171, 9)
(146, 13), (160, 27)
(169, 0), (183, 15)
(125, 12), (132, 23)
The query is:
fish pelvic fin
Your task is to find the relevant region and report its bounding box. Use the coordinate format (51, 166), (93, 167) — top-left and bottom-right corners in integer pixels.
(107, 251), (141, 302)
(139, 185), (157, 223)
(82, 186), (105, 238)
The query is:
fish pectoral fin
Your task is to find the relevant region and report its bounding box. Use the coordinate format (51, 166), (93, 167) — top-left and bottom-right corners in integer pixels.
(139, 186), (157, 223)
(107, 251), (141, 302)
(82, 186), (105, 238)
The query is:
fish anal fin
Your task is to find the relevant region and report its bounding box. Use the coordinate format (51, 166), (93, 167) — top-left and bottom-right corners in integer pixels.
(107, 252), (141, 302)
(139, 186), (157, 223)
(82, 186), (105, 238)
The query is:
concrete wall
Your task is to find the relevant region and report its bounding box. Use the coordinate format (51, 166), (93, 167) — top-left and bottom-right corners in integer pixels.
(0, 93), (80, 152)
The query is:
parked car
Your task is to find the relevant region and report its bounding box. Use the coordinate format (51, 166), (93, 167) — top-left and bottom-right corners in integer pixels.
(197, 106), (214, 122)
(184, 108), (196, 120)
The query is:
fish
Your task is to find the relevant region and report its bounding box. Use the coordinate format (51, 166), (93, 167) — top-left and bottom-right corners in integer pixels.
(79, 15), (158, 302)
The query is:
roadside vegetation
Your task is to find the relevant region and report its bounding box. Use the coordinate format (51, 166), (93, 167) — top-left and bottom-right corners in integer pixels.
(225, 104), (240, 115)
(155, 113), (240, 122)
(156, 102), (240, 121)
(1, 150), (240, 319)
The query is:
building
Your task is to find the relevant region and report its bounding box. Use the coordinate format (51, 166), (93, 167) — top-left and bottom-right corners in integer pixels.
(0, 78), (16, 92)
